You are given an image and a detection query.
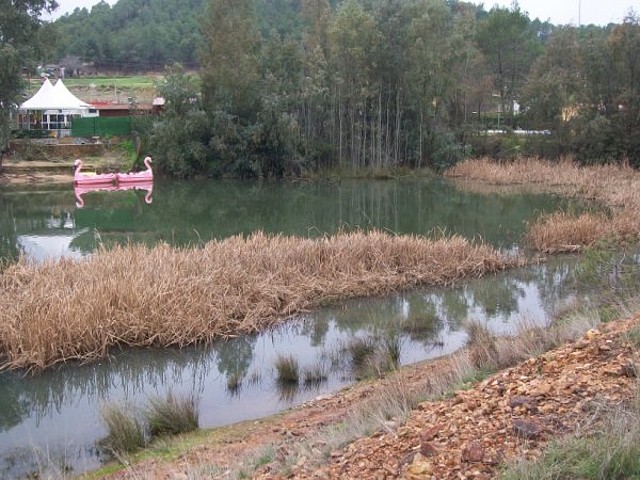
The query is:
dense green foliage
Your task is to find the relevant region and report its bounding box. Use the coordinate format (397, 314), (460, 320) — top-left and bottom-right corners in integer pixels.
(1, 0), (58, 151)
(47, 0), (640, 176)
(53, 0), (203, 71)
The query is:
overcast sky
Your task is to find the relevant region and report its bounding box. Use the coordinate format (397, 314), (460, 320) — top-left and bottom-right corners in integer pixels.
(47, 0), (638, 25)
(483, 0), (637, 26)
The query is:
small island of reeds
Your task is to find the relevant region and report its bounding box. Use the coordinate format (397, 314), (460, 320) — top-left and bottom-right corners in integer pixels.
(0, 230), (521, 372)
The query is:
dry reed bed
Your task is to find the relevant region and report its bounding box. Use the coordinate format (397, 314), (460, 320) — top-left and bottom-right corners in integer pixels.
(0, 231), (519, 372)
(446, 157), (640, 253)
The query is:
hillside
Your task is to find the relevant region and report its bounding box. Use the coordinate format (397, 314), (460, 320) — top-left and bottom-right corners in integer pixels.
(53, 0), (205, 71)
(50, 0), (328, 72)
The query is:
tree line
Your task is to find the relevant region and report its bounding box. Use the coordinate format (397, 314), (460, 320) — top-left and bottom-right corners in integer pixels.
(137, 0), (639, 178)
(2, 0), (639, 177)
(52, 0), (204, 72)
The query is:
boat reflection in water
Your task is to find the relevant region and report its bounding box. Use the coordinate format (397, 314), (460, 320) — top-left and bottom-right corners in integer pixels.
(74, 180), (154, 208)
(73, 156), (154, 207)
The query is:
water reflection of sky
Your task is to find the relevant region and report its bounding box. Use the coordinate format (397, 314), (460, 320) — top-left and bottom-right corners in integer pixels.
(0, 257), (579, 478)
(12, 211), (88, 262)
(17, 232), (87, 262)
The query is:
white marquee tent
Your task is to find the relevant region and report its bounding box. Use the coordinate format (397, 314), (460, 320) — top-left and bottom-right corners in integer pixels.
(19, 78), (98, 134)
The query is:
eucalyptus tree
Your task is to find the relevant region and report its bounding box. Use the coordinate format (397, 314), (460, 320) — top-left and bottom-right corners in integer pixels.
(407, 0), (456, 167)
(327, 0), (381, 168)
(0, 0), (58, 153)
(148, 64), (211, 177)
(570, 15), (640, 163)
(521, 27), (581, 130)
(446, 1), (489, 127)
(366, 0), (415, 169)
(199, 0), (261, 120)
(476, 4), (542, 127)
(253, 31), (305, 177)
(608, 12), (640, 164)
(299, 0), (333, 167)
(199, 0), (263, 176)
(566, 26), (617, 161)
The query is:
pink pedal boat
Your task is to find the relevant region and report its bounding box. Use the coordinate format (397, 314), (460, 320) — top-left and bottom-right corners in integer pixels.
(73, 159), (116, 186)
(116, 156), (153, 183)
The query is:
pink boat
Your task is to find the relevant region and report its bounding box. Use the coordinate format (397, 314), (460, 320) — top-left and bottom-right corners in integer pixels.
(74, 183), (117, 208)
(73, 159), (117, 186)
(116, 179), (154, 204)
(74, 180), (153, 208)
(116, 156), (153, 183)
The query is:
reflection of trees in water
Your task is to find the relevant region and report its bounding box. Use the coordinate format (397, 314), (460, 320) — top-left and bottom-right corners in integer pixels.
(399, 258), (579, 336)
(215, 336), (257, 383)
(0, 345), (218, 433)
(437, 289), (469, 328)
(397, 302), (444, 344)
(54, 178), (575, 257)
(256, 259), (581, 373)
(0, 373), (29, 431)
(0, 190), (74, 261)
(467, 275), (525, 319)
(299, 314), (331, 348)
(520, 257), (578, 318)
(0, 205), (20, 262)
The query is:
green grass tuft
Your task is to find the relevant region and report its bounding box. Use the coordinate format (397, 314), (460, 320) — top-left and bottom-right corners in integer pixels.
(275, 354), (300, 385)
(144, 392), (199, 437)
(99, 403), (146, 456)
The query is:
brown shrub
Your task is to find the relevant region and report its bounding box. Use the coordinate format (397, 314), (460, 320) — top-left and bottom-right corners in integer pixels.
(446, 157), (640, 252)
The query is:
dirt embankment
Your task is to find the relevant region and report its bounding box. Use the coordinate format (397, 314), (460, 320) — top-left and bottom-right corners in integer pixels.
(0, 153), (130, 186)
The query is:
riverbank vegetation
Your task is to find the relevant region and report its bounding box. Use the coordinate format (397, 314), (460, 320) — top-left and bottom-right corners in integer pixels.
(37, 1), (639, 179)
(0, 230), (519, 372)
(446, 157), (640, 253)
(100, 392), (199, 458)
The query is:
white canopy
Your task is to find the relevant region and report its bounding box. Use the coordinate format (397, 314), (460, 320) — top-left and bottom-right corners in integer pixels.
(20, 78), (94, 111)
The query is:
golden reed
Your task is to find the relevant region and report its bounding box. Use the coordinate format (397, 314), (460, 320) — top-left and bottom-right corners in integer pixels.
(446, 157), (640, 253)
(0, 231), (520, 371)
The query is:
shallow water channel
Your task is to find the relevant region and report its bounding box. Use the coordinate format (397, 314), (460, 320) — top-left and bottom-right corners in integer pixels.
(0, 177), (585, 477)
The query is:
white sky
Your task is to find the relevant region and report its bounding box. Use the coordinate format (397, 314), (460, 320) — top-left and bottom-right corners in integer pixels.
(47, 0), (638, 25)
(482, 0), (638, 26)
(45, 0), (118, 20)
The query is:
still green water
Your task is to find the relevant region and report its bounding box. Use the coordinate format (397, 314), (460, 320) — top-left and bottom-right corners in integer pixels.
(0, 176), (580, 262)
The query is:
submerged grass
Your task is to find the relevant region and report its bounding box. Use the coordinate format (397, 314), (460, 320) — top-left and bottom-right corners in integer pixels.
(0, 230), (519, 372)
(274, 354), (300, 385)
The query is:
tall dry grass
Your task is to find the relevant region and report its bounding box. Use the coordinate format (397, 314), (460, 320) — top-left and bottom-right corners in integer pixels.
(0, 230), (519, 371)
(446, 157), (640, 252)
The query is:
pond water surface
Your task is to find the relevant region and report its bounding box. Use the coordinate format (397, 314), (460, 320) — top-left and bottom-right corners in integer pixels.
(0, 177), (585, 477)
(1, 177), (583, 261)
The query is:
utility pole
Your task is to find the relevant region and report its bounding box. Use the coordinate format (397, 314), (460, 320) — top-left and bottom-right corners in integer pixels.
(578, 0), (582, 26)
